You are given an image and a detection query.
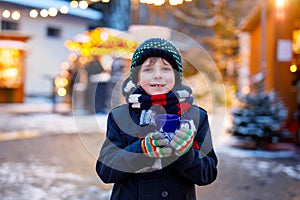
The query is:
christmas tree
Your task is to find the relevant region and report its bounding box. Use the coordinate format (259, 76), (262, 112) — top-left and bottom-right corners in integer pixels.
(230, 73), (288, 149)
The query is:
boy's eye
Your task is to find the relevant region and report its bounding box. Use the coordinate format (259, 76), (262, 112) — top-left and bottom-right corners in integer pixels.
(141, 66), (152, 72)
(162, 66), (172, 71)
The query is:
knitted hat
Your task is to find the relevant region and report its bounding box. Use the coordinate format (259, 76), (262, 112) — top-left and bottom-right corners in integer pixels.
(130, 38), (182, 84)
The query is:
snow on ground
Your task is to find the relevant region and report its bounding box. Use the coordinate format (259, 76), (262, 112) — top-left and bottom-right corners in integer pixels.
(0, 162), (111, 200)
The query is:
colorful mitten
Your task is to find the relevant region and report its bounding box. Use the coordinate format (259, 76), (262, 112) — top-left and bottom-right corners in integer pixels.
(170, 127), (195, 156)
(141, 132), (172, 158)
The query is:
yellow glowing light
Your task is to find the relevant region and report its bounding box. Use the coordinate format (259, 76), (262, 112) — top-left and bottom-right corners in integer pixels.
(29, 9), (38, 18)
(55, 77), (68, 87)
(60, 5), (69, 14)
(140, 0), (148, 3)
(48, 7), (58, 17)
(169, 0), (177, 5)
(290, 64), (297, 73)
(11, 11), (21, 20)
(276, 0), (285, 9)
(40, 9), (48, 17)
(293, 29), (300, 54)
(3, 68), (18, 78)
(81, 48), (90, 57)
(2, 10), (11, 18)
(154, 0), (165, 6)
(90, 0), (101, 2)
(145, 0), (154, 4)
(57, 88), (67, 96)
(102, 0), (110, 3)
(70, 0), (79, 8)
(185, 0), (192, 1)
(79, 1), (88, 9)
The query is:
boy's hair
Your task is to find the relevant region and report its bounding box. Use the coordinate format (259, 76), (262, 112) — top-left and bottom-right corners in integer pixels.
(130, 38), (182, 85)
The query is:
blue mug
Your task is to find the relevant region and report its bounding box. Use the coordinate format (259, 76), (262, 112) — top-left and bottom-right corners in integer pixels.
(155, 114), (191, 141)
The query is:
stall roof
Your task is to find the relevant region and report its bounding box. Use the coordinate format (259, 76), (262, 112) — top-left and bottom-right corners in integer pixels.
(1, 0), (102, 21)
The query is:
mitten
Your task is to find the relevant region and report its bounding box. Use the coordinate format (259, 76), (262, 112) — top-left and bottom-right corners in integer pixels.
(141, 132), (172, 158)
(170, 127), (195, 156)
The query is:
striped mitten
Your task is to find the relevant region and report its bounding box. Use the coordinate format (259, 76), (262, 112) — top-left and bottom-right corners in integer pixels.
(170, 128), (195, 156)
(141, 132), (172, 158)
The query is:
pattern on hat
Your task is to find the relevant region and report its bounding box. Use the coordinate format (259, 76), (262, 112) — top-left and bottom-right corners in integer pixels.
(130, 38), (182, 84)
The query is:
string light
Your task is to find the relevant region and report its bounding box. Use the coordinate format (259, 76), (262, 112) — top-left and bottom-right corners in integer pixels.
(139, 0), (190, 6)
(79, 1), (88, 9)
(2, 10), (11, 18)
(276, 0), (285, 9)
(70, 0), (79, 8)
(29, 9), (38, 18)
(60, 5), (69, 14)
(48, 7), (58, 17)
(154, 0), (165, 6)
(11, 11), (21, 20)
(40, 9), (48, 18)
(290, 64), (297, 73)
(0, 0), (188, 21)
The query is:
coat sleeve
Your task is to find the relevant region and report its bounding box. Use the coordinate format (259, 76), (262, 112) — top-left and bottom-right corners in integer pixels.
(171, 108), (218, 186)
(96, 112), (155, 183)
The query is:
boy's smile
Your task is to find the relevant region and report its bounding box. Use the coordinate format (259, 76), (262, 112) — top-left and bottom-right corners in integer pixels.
(137, 57), (175, 95)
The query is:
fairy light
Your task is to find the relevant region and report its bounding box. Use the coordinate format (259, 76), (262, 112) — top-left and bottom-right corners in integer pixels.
(57, 87), (67, 96)
(48, 7), (58, 17)
(29, 9), (38, 18)
(102, 0), (110, 3)
(40, 9), (48, 17)
(70, 0), (79, 8)
(276, 0), (285, 9)
(100, 32), (109, 41)
(79, 1), (88, 9)
(290, 64), (297, 73)
(154, 0), (165, 6)
(2, 10), (11, 18)
(61, 62), (70, 70)
(60, 5), (69, 14)
(139, 0), (188, 5)
(11, 11), (21, 20)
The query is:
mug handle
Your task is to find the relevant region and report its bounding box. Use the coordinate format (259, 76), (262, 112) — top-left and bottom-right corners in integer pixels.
(179, 119), (191, 130)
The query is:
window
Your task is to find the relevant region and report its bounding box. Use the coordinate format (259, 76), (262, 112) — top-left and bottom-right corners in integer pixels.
(1, 20), (19, 30)
(47, 26), (61, 38)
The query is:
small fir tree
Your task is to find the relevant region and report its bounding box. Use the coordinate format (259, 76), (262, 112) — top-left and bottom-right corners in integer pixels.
(230, 73), (288, 148)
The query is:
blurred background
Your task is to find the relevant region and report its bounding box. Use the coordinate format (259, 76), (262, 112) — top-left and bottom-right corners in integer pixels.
(0, 0), (299, 199)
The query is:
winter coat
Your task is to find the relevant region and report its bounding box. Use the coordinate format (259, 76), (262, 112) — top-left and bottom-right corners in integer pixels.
(96, 104), (218, 200)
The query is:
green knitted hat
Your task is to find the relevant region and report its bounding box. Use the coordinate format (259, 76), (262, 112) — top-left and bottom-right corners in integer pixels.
(130, 38), (182, 84)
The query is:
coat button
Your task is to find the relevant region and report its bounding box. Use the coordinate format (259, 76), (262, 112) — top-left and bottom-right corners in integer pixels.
(161, 191), (168, 198)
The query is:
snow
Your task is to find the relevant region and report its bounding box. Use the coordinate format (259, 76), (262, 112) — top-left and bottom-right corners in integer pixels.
(0, 162), (111, 200)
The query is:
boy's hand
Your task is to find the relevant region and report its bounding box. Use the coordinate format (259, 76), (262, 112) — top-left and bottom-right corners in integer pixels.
(170, 127), (195, 156)
(141, 132), (172, 158)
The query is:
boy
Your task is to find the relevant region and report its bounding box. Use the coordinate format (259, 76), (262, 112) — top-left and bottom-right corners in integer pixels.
(96, 38), (218, 200)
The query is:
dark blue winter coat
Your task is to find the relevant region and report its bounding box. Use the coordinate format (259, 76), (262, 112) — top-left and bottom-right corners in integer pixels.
(96, 104), (218, 200)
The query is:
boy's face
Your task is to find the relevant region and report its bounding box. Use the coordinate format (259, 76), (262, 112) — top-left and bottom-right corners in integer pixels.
(137, 57), (175, 95)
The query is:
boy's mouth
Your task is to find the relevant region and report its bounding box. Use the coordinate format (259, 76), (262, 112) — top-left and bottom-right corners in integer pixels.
(150, 84), (166, 88)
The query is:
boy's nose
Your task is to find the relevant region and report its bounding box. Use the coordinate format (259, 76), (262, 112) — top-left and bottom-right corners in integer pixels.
(153, 67), (162, 79)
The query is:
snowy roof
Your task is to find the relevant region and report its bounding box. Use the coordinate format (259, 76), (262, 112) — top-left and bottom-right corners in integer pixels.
(1, 0), (103, 21)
